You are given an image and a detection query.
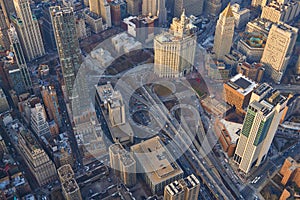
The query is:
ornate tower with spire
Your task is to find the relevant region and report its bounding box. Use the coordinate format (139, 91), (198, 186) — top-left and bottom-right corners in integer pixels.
(154, 11), (197, 78)
(213, 4), (235, 60)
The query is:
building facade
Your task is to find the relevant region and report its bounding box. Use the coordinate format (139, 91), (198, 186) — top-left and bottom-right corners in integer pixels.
(8, 24), (32, 91)
(0, 87), (9, 113)
(237, 32), (267, 63)
(127, 0), (141, 16)
(142, 0), (167, 25)
(260, 22), (298, 83)
(213, 4), (235, 60)
(30, 103), (50, 137)
(50, 6), (82, 100)
(234, 83), (288, 173)
(109, 143), (136, 187)
(41, 86), (62, 128)
(110, 0), (127, 26)
(224, 74), (258, 113)
(154, 11), (196, 78)
(18, 130), (57, 186)
(236, 62), (265, 82)
(0, 7), (9, 50)
(231, 3), (250, 29)
(174, 0), (203, 17)
(251, 0), (268, 7)
(261, 0), (300, 23)
(12, 0), (45, 61)
(204, 0), (222, 17)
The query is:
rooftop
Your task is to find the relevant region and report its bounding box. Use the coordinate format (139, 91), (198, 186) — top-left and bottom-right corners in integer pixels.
(221, 3), (234, 18)
(254, 83), (287, 107)
(96, 83), (114, 103)
(220, 119), (243, 144)
(109, 143), (135, 167)
(131, 136), (183, 185)
(226, 74), (258, 96)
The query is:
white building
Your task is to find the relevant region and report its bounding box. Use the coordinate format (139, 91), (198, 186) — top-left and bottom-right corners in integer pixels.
(234, 83), (288, 173)
(30, 103), (50, 137)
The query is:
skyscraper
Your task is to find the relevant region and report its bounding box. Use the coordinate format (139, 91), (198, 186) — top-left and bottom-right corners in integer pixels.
(31, 103), (50, 137)
(127, 0), (141, 16)
(0, 0), (15, 26)
(0, 87), (9, 113)
(142, 0), (167, 25)
(89, 0), (112, 27)
(8, 24), (32, 91)
(174, 0), (204, 17)
(109, 143), (136, 187)
(205, 0), (222, 17)
(0, 7), (9, 49)
(18, 129), (57, 186)
(261, 0), (300, 23)
(260, 22), (298, 83)
(154, 11), (197, 78)
(234, 83), (288, 173)
(251, 0), (268, 7)
(41, 86), (62, 128)
(8, 68), (26, 95)
(213, 4), (235, 60)
(12, 0), (45, 61)
(50, 6), (81, 100)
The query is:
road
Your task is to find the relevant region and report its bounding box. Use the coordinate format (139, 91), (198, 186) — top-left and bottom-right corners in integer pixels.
(117, 76), (237, 199)
(52, 77), (82, 167)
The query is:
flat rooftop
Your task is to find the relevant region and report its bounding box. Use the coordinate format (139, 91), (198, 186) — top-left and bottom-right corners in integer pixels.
(96, 83), (114, 103)
(220, 119), (242, 144)
(131, 136), (183, 185)
(226, 74), (258, 96)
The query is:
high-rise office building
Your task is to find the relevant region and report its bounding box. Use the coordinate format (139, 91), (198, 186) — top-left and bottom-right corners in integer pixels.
(213, 4), (235, 60)
(251, 0), (268, 7)
(142, 0), (167, 25)
(109, 143), (136, 187)
(0, 0), (15, 26)
(260, 22), (298, 83)
(231, 3), (251, 29)
(296, 55), (300, 75)
(174, 0), (204, 17)
(110, 0), (127, 26)
(12, 0), (45, 61)
(0, 87), (9, 113)
(89, 0), (112, 27)
(50, 6), (81, 100)
(18, 129), (57, 186)
(31, 103), (50, 137)
(8, 68), (27, 95)
(127, 0), (141, 16)
(154, 11), (197, 78)
(40, 2), (57, 51)
(205, 0), (222, 17)
(57, 164), (82, 200)
(164, 174), (200, 200)
(8, 24), (32, 91)
(41, 86), (62, 128)
(261, 0), (300, 23)
(0, 7), (9, 49)
(234, 83), (288, 173)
